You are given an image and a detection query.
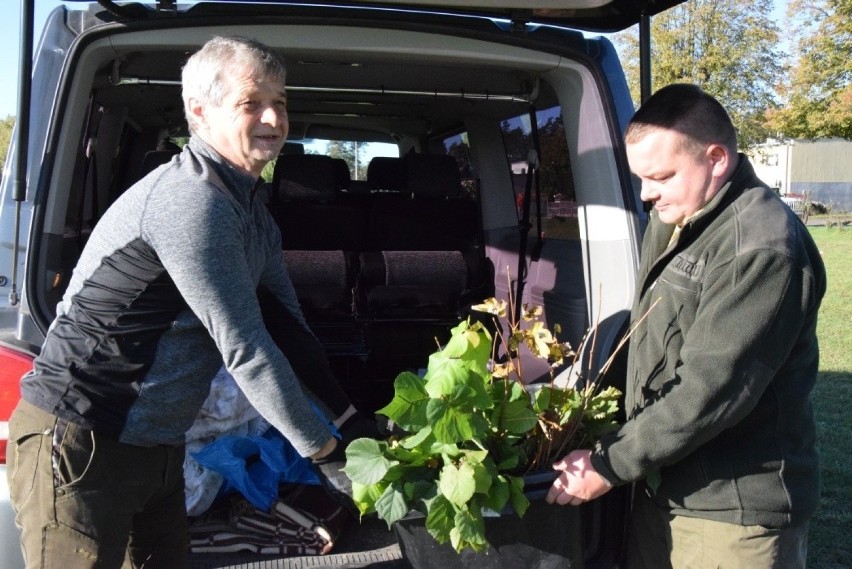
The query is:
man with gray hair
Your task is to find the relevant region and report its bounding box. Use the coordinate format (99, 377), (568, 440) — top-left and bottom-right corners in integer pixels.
(7, 36), (360, 568)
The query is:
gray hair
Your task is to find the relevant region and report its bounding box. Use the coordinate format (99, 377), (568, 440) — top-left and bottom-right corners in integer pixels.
(182, 36), (287, 134)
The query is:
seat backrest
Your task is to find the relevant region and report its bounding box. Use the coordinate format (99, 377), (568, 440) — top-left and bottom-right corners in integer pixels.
(356, 250), (470, 318)
(405, 153), (462, 198)
(367, 154), (480, 251)
(280, 142), (305, 155)
(268, 153), (370, 251)
(367, 157), (406, 193)
(331, 158), (352, 191)
(273, 154), (338, 201)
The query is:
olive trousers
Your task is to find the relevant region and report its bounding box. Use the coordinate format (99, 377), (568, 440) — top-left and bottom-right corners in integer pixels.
(7, 399), (188, 569)
(627, 482), (808, 569)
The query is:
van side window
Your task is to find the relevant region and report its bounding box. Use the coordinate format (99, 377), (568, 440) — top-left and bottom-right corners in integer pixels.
(500, 106), (577, 241)
(440, 131), (477, 199)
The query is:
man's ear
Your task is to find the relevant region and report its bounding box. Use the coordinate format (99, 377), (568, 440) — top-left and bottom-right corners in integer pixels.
(188, 97), (206, 129)
(707, 144), (730, 178)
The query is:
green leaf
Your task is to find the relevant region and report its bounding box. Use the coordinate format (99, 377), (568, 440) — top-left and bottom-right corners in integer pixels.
(458, 448), (488, 465)
(377, 371), (429, 431)
(399, 425), (434, 450)
(490, 380), (538, 435)
(374, 482), (411, 527)
(483, 474), (510, 513)
(470, 459), (493, 495)
(507, 475), (530, 517)
(451, 503), (488, 552)
(405, 478), (438, 503)
(487, 433), (526, 471)
(352, 480), (386, 516)
(427, 398), (476, 444)
(438, 462), (477, 508)
(430, 441), (462, 458)
(427, 320), (491, 381)
(343, 438), (398, 486)
(532, 385), (552, 413)
(424, 494), (456, 545)
(441, 319), (487, 357)
(424, 356), (491, 411)
(501, 399), (538, 435)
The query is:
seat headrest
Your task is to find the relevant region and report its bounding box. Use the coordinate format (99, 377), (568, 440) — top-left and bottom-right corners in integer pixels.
(331, 158), (351, 191)
(405, 154), (462, 198)
(274, 154), (338, 200)
(367, 157), (406, 192)
(281, 142), (305, 155)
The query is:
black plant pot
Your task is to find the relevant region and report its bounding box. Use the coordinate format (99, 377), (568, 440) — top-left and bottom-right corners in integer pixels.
(393, 471), (584, 569)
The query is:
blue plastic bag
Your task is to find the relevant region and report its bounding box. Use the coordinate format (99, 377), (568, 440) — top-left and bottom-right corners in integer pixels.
(192, 428), (320, 511)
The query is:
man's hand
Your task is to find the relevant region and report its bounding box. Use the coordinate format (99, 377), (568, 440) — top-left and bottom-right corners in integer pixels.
(545, 449), (612, 506)
(310, 436), (339, 461)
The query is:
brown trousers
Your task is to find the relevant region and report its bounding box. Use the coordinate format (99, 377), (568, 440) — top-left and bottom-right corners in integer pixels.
(627, 482), (809, 569)
(7, 400), (188, 569)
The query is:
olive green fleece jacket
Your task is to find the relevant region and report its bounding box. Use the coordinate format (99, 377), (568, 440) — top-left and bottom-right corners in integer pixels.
(590, 155), (825, 529)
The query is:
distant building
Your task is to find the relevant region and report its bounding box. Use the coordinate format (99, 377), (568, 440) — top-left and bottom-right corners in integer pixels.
(748, 138), (852, 212)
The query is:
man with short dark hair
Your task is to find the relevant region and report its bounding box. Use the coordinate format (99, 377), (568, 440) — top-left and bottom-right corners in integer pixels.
(7, 36), (354, 568)
(547, 83), (825, 568)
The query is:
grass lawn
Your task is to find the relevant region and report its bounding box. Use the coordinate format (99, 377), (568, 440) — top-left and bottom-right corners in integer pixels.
(807, 227), (852, 568)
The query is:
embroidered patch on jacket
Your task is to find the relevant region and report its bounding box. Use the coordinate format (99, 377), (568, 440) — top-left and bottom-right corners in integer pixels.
(670, 254), (705, 282)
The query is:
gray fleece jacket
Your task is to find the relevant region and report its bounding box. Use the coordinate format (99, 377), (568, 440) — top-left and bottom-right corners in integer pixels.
(21, 137), (330, 456)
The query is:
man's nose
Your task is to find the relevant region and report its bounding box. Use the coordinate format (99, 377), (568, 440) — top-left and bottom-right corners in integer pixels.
(260, 104), (284, 126)
(639, 181), (658, 202)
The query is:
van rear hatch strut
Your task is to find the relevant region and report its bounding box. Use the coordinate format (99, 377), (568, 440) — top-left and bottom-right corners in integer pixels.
(8, 0), (34, 306)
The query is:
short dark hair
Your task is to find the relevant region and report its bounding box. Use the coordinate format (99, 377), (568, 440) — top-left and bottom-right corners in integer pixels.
(625, 83), (737, 156)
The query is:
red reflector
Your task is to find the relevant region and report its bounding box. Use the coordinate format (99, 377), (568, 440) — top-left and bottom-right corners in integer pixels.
(0, 346), (34, 464)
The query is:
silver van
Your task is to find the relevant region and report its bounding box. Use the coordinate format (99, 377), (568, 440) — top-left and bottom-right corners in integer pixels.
(0, 1), (681, 567)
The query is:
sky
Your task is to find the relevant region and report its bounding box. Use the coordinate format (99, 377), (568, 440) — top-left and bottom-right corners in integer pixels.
(2, 0), (791, 119)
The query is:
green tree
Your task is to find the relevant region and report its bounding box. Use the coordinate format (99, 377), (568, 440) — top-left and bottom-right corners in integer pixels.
(501, 119), (527, 163)
(613, 0), (784, 149)
(765, 0), (852, 139)
(538, 117), (574, 201)
(0, 115), (15, 173)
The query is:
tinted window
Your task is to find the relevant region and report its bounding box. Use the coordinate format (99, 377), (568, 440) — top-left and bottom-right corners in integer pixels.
(501, 107), (577, 240)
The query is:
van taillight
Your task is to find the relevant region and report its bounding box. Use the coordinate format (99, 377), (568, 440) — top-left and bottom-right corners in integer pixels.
(0, 346), (33, 464)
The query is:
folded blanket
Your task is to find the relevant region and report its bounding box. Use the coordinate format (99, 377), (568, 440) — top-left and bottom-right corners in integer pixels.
(188, 485), (350, 556)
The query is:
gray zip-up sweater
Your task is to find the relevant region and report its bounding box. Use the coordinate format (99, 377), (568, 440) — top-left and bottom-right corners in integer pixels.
(21, 137), (330, 456)
(591, 156), (825, 529)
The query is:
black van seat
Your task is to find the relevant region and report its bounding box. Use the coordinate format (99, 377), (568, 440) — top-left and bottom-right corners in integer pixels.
(366, 157), (406, 193)
(356, 250), (470, 319)
(282, 250), (353, 321)
(273, 154), (338, 201)
(359, 153), (490, 321)
(367, 154), (480, 251)
(405, 153), (462, 198)
(280, 142), (305, 155)
(331, 158), (352, 191)
(270, 153), (369, 251)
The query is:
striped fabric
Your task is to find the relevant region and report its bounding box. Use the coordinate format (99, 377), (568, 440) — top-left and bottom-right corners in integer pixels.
(188, 486), (349, 556)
